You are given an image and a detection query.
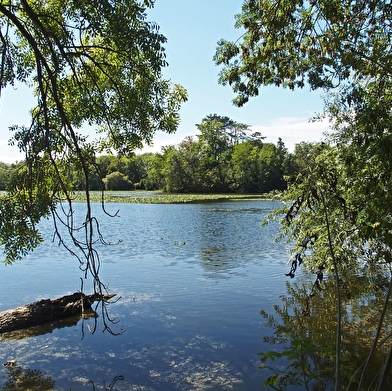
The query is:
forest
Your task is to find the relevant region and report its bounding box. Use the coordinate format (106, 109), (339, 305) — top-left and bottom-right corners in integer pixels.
(0, 114), (313, 194)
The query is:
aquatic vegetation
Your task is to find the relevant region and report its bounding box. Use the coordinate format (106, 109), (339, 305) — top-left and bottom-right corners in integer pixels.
(71, 191), (269, 204)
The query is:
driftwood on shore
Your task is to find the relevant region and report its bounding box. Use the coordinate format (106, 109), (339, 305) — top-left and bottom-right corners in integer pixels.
(0, 292), (116, 334)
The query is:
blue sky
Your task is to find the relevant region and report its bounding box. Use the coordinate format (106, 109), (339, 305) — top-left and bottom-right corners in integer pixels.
(0, 0), (329, 163)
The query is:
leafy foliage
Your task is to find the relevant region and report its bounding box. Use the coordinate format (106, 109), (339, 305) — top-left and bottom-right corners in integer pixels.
(102, 171), (133, 191)
(216, 0), (392, 388)
(0, 0), (187, 281)
(148, 114), (290, 193)
(214, 0), (392, 106)
(1, 119), (301, 195)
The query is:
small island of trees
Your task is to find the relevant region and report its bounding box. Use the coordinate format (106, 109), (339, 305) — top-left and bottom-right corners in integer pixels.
(1, 114), (313, 195)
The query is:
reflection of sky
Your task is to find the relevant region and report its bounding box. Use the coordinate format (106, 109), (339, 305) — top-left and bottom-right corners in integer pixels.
(0, 200), (292, 390)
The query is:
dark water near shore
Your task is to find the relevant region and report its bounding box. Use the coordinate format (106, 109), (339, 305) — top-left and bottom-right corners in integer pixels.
(0, 200), (296, 390)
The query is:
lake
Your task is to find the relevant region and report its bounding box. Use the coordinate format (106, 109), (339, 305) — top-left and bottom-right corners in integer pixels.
(0, 199), (297, 390)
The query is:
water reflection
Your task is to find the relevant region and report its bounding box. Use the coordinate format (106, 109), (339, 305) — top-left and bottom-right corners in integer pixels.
(0, 364), (124, 391)
(90, 375), (124, 391)
(0, 200), (288, 390)
(196, 204), (273, 278)
(0, 315), (82, 342)
(121, 334), (245, 390)
(0, 297), (121, 342)
(259, 267), (392, 390)
(1, 366), (55, 390)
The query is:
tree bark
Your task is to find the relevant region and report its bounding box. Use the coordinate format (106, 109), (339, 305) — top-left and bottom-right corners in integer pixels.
(0, 292), (115, 333)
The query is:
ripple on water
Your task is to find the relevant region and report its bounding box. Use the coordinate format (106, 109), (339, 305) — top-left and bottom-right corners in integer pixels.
(0, 200), (291, 390)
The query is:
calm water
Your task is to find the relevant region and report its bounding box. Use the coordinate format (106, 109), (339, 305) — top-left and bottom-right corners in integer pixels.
(0, 200), (294, 390)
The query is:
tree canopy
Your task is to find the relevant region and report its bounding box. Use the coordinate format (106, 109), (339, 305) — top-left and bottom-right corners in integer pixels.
(214, 0), (392, 106)
(215, 0), (392, 388)
(0, 0), (187, 288)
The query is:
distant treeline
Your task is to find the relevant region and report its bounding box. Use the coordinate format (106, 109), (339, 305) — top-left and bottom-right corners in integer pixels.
(0, 115), (316, 194)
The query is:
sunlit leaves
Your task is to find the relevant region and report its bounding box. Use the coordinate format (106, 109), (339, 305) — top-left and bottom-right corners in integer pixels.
(0, 0), (187, 267)
(215, 0), (392, 105)
(326, 81), (392, 256)
(218, 0), (392, 386)
(0, 156), (58, 264)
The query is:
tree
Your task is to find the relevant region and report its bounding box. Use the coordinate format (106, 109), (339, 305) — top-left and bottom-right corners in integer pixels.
(0, 162), (21, 190)
(258, 142), (279, 192)
(161, 137), (202, 193)
(126, 154), (151, 185)
(196, 114), (250, 192)
(216, 1), (392, 389)
(214, 0), (392, 106)
(140, 152), (165, 190)
(103, 171), (133, 191)
(289, 141), (317, 178)
(231, 141), (261, 192)
(151, 124), (289, 193)
(197, 115), (232, 163)
(0, 0), (187, 291)
(160, 145), (185, 192)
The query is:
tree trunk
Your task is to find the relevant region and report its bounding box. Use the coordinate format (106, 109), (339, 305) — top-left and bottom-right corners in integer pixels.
(0, 292), (115, 333)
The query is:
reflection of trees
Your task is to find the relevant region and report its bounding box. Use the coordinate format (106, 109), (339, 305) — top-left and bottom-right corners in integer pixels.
(90, 375), (124, 391)
(198, 205), (271, 277)
(260, 268), (392, 390)
(1, 367), (55, 390)
(82, 299), (123, 337)
(200, 246), (233, 275)
(0, 365), (124, 391)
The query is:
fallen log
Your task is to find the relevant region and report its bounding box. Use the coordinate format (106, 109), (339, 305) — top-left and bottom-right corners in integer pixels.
(0, 292), (116, 334)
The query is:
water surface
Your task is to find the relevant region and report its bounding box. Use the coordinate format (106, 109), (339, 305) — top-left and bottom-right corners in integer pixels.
(0, 200), (293, 390)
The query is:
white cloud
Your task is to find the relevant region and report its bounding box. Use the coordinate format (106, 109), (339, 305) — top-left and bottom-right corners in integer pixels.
(252, 116), (331, 152)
